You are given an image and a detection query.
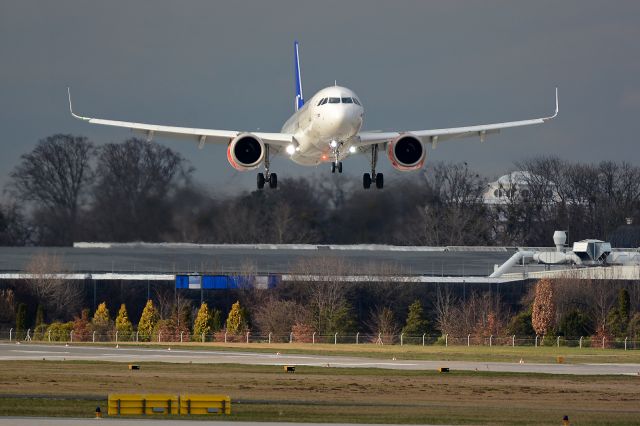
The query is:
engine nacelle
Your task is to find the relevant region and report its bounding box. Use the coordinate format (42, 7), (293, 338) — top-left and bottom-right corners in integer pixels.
(387, 134), (426, 171)
(227, 133), (265, 171)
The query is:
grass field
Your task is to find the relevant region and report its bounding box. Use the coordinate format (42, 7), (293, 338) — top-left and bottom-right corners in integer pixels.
(0, 360), (639, 424)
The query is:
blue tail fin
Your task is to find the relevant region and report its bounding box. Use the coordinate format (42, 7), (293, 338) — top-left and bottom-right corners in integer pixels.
(294, 41), (304, 111)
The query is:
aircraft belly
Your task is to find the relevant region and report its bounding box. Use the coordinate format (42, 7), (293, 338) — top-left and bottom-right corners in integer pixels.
(291, 151), (322, 166)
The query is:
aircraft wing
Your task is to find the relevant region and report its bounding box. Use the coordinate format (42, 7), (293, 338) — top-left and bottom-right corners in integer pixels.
(67, 89), (293, 148)
(355, 88), (558, 148)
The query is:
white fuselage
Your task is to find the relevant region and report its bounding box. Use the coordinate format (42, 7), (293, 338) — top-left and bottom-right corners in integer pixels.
(281, 86), (364, 165)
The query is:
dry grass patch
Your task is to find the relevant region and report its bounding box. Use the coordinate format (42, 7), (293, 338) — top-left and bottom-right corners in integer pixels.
(0, 361), (638, 424)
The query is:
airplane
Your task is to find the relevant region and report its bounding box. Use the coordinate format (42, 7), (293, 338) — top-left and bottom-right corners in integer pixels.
(68, 41), (558, 190)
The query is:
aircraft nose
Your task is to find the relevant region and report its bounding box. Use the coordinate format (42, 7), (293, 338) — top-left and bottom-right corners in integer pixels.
(329, 105), (358, 125)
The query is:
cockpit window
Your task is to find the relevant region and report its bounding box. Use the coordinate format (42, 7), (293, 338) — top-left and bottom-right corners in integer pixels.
(318, 98), (328, 106)
(328, 97), (340, 104)
(352, 98), (361, 106)
(342, 97), (353, 103)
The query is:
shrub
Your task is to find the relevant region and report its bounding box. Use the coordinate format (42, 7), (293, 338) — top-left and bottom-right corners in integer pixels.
(73, 309), (92, 341)
(33, 323), (48, 340)
(46, 321), (74, 341)
(153, 318), (190, 342)
(291, 323), (315, 343)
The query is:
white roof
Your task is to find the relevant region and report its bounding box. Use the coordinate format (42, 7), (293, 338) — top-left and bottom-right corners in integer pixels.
(495, 171), (535, 186)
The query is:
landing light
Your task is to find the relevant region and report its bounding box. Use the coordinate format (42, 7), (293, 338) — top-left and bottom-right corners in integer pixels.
(286, 144), (296, 155)
(330, 140), (338, 148)
(349, 146), (357, 154)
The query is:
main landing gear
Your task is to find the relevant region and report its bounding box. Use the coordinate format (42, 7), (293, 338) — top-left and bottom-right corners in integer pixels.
(257, 144), (277, 189)
(363, 144), (383, 189)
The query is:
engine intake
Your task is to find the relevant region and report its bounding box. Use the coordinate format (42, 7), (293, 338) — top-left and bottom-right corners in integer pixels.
(387, 134), (425, 171)
(227, 133), (265, 171)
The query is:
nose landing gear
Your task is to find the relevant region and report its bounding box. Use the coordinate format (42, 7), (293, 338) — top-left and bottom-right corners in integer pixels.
(330, 140), (343, 174)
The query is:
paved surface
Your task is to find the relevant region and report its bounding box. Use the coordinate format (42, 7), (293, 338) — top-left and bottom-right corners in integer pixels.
(0, 419), (434, 426)
(0, 245), (513, 276)
(2, 343), (639, 376)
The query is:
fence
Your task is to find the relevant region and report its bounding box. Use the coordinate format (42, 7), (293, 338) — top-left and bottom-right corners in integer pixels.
(2, 328), (639, 350)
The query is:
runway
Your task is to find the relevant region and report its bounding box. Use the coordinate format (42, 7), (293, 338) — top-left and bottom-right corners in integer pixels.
(1, 343), (639, 376)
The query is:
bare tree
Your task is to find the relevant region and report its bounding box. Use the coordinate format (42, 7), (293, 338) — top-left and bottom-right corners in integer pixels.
(10, 134), (94, 245)
(154, 288), (175, 320)
(367, 306), (399, 343)
(0, 289), (16, 323)
(434, 285), (457, 335)
(410, 162), (489, 246)
(586, 279), (618, 331)
(293, 257), (354, 335)
(0, 201), (31, 245)
(91, 138), (190, 241)
(253, 297), (306, 339)
(25, 252), (84, 320)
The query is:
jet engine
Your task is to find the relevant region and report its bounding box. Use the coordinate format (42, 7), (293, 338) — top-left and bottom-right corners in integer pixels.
(387, 134), (426, 171)
(227, 133), (265, 171)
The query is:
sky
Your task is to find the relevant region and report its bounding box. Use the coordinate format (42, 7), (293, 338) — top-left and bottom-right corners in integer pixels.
(1, 1), (639, 194)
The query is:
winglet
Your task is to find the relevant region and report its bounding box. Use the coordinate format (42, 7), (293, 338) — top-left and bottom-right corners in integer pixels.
(544, 87), (559, 121)
(67, 87), (90, 121)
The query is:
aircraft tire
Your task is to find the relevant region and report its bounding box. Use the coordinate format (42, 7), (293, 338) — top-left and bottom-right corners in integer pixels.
(269, 173), (278, 189)
(363, 173), (371, 189)
(375, 173), (384, 189)
(257, 173), (266, 189)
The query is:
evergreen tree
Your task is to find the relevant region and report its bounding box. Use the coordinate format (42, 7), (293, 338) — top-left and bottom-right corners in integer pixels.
(33, 304), (48, 340)
(92, 302), (110, 325)
(35, 305), (44, 327)
(507, 309), (535, 336)
(328, 303), (356, 335)
(402, 300), (429, 336)
(138, 300), (159, 341)
(92, 302), (112, 339)
(629, 313), (640, 339)
(608, 288), (632, 337)
(225, 301), (248, 335)
(211, 309), (223, 332)
(619, 288), (630, 324)
(193, 302), (211, 338)
(559, 309), (592, 337)
(115, 304), (133, 340)
(15, 303), (27, 332)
